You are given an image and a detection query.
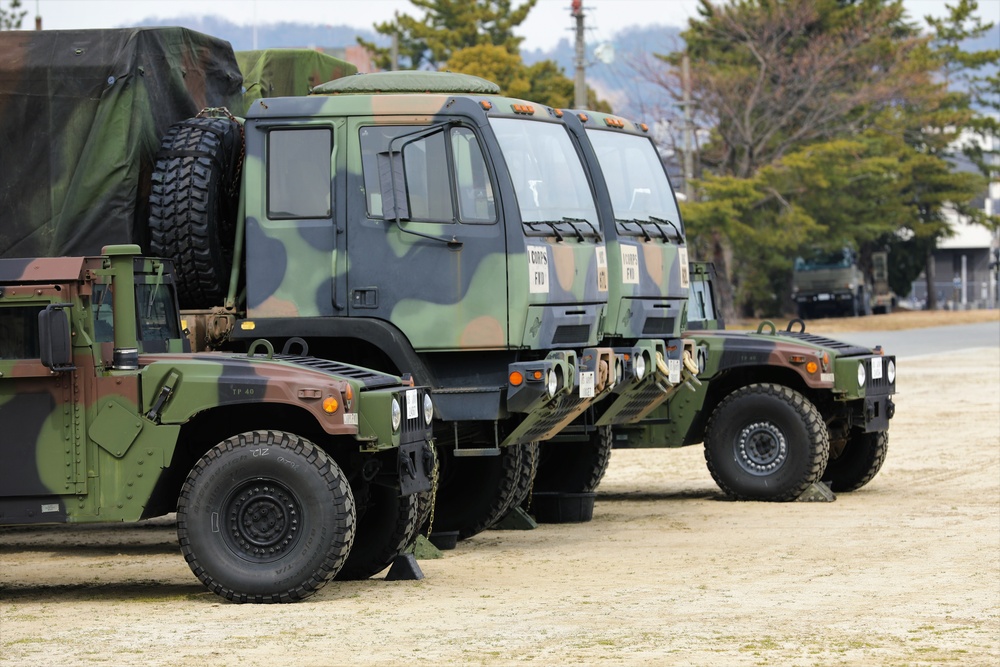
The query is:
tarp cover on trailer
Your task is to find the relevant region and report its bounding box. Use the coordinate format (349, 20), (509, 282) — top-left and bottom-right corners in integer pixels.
(0, 27), (243, 258)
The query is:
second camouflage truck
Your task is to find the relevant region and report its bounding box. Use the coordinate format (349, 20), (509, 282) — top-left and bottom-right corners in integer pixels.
(555, 109), (897, 502)
(0, 246), (434, 601)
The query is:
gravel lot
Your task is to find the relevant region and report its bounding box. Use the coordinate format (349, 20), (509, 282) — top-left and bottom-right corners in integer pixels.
(1, 341), (998, 666)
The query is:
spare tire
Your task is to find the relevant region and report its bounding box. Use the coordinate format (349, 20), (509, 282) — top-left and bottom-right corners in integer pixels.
(149, 116), (242, 309)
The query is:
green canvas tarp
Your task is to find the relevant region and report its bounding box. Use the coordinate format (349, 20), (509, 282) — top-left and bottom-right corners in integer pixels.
(236, 48), (356, 102)
(0, 27), (243, 258)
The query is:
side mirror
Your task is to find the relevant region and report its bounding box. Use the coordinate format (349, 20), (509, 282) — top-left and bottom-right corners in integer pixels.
(38, 303), (75, 372)
(377, 150), (410, 222)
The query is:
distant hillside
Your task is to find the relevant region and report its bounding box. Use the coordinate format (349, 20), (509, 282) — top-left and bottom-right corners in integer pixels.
(128, 15), (386, 51)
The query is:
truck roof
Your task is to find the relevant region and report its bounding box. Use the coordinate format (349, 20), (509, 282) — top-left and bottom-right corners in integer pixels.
(0, 256), (87, 283)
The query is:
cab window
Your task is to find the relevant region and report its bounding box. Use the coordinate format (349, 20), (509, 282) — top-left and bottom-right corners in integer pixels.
(0, 305), (42, 359)
(267, 128), (333, 219)
(359, 124), (496, 224)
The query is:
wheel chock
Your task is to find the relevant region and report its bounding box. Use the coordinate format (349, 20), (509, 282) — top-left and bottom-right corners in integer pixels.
(384, 553), (425, 581)
(491, 505), (539, 530)
(796, 481), (836, 502)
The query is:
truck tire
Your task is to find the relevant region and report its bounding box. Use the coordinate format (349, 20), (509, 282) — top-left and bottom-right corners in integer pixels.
(335, 483), (419, 580)
(431, 444), (525, 540)
(704, 384), (829, 501)
(150, 116), (242, 310)
(506, 442), (540, 511)
(177, 430), (355, 603)
(530, 426), (612, 494)
(822, 430), (888, 492)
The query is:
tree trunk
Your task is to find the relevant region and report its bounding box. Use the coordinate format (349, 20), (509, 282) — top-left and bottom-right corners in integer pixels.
(924, 244), (937, 310)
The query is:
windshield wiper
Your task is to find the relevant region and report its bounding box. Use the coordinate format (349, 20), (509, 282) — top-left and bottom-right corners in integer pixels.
(562, 217), (603, 242)
(648, 216), (684, 242)
(525, 220), (564, 242)
(615, 218), (652, 242)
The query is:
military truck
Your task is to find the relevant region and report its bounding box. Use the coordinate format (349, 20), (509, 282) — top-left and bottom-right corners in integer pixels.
(3, 30), (689, 540)
(543, 109), (897, 502)
(0, 245), (434, 601)
(792, 246), (896, 318)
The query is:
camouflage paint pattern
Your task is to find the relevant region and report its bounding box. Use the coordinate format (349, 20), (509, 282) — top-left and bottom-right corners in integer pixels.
(240, 92), (607, 353)
(0, 28), (243, 258)
(0, 247), (432, 525)
(235, 49), (357, 109)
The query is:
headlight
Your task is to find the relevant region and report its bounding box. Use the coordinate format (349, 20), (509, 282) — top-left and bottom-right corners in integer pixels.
(635, 353), (646, 380)
(423, 393), (434, 425)
(887, 359), (896, 384)
(546, 369), (559, 398)
(391, 397), (402, 432)
(857, 362), (866, 387)
(615, 357), (623, 385)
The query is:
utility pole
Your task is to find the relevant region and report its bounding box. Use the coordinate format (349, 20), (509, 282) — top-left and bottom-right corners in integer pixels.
(34, 0), (41, 30)
(572, 0), (586, 109)
(682, 53), (694, 201)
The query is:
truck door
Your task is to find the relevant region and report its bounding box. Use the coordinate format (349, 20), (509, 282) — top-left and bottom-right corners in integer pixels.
(345, 118), (509, 351)
(0, 300), (80, 514)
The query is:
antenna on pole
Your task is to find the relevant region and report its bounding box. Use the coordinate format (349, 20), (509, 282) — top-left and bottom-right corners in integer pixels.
(572, 0), (586, 108)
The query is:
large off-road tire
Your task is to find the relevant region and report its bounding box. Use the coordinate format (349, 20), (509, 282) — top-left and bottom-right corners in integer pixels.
(704, 384), (830, 501)
(149, 116), (242, 309)
(177, 430), (355, 603)
(506, 442), (540, 511)
(531, 426), (613, 495)
(335, 483), (419, 581)
(822, 430), (888, 493)
(431, 444), (526, 540)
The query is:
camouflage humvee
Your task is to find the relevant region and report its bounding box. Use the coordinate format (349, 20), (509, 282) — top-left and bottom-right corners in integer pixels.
(0, 245), (434, 601)
(547, 109), (897, 503)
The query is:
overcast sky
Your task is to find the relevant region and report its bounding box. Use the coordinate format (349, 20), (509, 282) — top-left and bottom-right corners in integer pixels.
(24, 0), (995, 52)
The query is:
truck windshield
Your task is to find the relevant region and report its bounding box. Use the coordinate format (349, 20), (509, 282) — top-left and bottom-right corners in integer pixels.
(795, 248), (853, 271)
(489, 117), (600, 237)
(586, 129), (684, 242)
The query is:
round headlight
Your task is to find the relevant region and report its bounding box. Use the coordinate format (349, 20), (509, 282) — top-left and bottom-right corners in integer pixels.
(857, 362), (866, 387)
(546, 369), (559, 398)
(635, 353), (646, 380)
(615, 357), (623, 385)
(887, 359), (896, 384)
(391, 397), (402, 432)
(423, 393), (434, 425)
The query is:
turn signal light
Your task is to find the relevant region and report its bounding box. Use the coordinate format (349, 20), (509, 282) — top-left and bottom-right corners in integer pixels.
(323, 397), (339, 413)
(509, 371), (524, 386)
(806, 361), (818, 374)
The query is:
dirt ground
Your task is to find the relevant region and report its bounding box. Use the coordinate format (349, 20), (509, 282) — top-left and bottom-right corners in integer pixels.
(1, 322), (998, 666)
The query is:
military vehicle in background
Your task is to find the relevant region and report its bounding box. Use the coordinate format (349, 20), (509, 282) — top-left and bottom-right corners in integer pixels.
(0, 245), (434, 602)
(1, 28), (699, 541)
(792, 246), (897, 318)
(548, 109), (897, 503)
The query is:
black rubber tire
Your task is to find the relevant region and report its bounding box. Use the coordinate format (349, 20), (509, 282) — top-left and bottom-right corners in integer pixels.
(530, 426), (612, 494)
(149, 116), (242, 309)
(822, 430), (888, 492)
(704, 384), (830, 501)
(431, 444), (525, 540)
(506, 442), (540, 511)
(335, 483), (419, 580)
(176, 430), (355, 603)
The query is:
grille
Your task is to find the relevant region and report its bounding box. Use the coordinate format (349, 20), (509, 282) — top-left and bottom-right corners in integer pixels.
(552, 324), (591, 345)
(778, 332), (872, 357)
(398, 388), (431, 439)
(272, 354), (401, 389)
(864, 357), (895, 395)
(642, 317), (675, 335)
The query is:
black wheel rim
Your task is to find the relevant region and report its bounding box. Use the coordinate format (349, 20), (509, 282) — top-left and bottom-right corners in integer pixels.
(735, 421), (788, 476)
(223, 479), (302, 562)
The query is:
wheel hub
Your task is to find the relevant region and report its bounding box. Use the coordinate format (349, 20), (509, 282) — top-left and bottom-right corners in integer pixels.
(226, 482), (300, 561)
(736, 421), (788, 476)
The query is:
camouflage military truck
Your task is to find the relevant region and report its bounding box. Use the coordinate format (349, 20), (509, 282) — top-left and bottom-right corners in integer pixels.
(549, 109), (896, 502)
(3, 31), (668, 540)
(0, 245), (434, 601)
